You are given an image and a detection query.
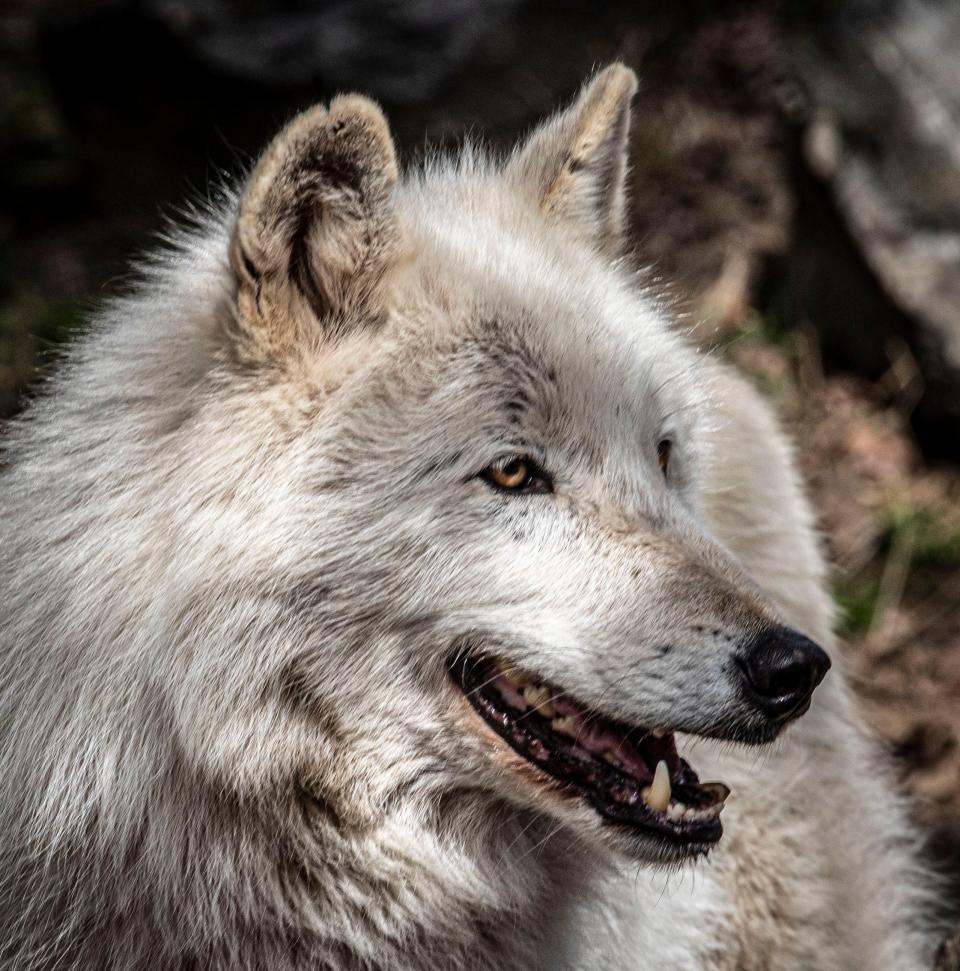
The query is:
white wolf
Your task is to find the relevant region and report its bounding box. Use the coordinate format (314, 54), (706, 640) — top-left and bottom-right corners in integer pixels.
(0, 65), (936, 970)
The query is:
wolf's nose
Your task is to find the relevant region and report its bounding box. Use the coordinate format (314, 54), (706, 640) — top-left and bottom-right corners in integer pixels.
(738, 628), (831, 721)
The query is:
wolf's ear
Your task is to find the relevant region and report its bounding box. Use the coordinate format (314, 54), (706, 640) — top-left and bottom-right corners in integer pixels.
(229, 96), (399, 356)
(508, 63), (637, 255)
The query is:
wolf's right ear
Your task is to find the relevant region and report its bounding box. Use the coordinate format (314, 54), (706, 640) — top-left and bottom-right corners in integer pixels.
(507, 63), (637, 256)
(229, 96), (399, 358)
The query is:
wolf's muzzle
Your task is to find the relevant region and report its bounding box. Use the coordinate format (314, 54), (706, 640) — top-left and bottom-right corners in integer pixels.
(737, 627), (831, 723)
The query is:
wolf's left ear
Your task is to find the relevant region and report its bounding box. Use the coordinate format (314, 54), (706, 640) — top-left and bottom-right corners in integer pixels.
(508, 63), (638, 255)
(229, 95), (399, 357)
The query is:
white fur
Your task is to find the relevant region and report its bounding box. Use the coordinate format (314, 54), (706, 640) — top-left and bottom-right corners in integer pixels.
(0, 68), (936, 969)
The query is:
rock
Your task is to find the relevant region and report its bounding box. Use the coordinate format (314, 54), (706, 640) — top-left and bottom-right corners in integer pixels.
(47, 0), (523, 104)
(790, 0), (960, 456)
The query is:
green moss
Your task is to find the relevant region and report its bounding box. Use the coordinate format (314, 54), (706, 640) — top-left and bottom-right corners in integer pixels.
(712, 312), (794, 400)
(716, 311), (798, 364)
(749, 310), (791, 346)
(833, 574), (882, 637)
(880, 501), (960, 568)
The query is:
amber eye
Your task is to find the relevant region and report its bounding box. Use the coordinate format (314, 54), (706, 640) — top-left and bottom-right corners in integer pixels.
(657, 439), (672, 475)
(481, 457), (551, 494)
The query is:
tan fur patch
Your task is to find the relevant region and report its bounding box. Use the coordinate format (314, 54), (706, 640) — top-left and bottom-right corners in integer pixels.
(229, 94), (401, 366)
(509, 62), (637, 254)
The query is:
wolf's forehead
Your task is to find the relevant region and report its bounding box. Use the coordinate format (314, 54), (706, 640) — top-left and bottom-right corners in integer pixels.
(404, 172), (664, 333)
(398, 168), (697, 419)
(412, 241), (680, 400)
(412, 300), (695, 456)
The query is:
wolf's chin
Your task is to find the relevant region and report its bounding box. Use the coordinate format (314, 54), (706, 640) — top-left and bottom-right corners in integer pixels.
(448, 654), (730, 860)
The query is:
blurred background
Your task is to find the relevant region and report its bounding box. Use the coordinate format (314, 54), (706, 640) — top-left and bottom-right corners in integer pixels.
(2, 0), (960, 912)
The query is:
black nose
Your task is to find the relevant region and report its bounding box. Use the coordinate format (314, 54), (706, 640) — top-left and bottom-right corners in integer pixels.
(738, 627), (831, 721)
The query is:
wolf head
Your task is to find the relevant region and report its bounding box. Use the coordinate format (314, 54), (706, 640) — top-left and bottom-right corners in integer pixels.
(0, 74), (834, 960)
(151, 64), (827, 867)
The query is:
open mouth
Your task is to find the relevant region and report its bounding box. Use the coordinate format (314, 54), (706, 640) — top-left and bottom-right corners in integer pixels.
(449, 654), (730, 852)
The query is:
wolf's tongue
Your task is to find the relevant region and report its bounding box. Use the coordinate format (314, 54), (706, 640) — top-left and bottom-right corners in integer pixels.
(494, 677), (528, 712)
(493, 667), (682, 783)
(575, 721), (652, 780)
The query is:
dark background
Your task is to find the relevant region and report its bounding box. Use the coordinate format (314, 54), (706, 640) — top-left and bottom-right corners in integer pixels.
(3, 0), (960, 924)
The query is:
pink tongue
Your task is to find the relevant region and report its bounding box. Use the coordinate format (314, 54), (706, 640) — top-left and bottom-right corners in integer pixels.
(537, 693), (661, 783)
(613, 743), (653, 782)
(576, 720), (624, 754)
(489, 670), (673, 784)
(493, 677), (528, 712)
(575, 721), (653, 782)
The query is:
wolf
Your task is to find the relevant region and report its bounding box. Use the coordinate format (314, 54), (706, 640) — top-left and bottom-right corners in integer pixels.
(0, 64), (937, 970)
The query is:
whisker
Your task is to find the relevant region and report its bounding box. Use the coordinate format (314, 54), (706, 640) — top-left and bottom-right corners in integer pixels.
(494, 812), (542, 871)
(464, 670), (502, 700)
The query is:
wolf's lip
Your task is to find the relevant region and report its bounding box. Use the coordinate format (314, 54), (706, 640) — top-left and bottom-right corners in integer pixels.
(448, 655), (729, 850)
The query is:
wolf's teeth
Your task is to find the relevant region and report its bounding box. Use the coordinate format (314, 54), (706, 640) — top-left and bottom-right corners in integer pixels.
(602, 751), (622, 767)
(552, 716), (577, 738)
(651, 728), (668, 739)
(523, 684), (555, 716)
(499, 663), (532, 688)
(645, 760), (672, 813)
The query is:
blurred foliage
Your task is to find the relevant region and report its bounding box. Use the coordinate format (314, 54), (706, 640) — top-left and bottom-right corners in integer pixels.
(881, 502), (960, 569)
(833, 574), (882, 637)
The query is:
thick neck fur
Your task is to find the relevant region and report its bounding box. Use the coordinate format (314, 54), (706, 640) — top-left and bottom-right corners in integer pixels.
(3, 752), (569, 971)
(0, 98), (936, 968)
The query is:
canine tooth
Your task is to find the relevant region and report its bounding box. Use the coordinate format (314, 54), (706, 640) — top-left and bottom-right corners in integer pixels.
(602, 752), (622, 767)
(552, 716), (577, 738)
(651, 728), (668, 739)
(645, 760), (672, 813)
(523, 684), (556, 716)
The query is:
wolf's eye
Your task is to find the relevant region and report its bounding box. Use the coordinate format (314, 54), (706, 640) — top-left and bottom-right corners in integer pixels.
(657, 439), (672, 476)
(481, 457), (552, 495)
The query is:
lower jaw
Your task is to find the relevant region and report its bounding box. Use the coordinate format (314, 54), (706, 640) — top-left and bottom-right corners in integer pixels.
(450, 655), (729, 857)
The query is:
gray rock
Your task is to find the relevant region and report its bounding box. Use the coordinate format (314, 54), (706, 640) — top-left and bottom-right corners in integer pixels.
(794, 0), (960, 453)
(135, 0), (522, 102)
